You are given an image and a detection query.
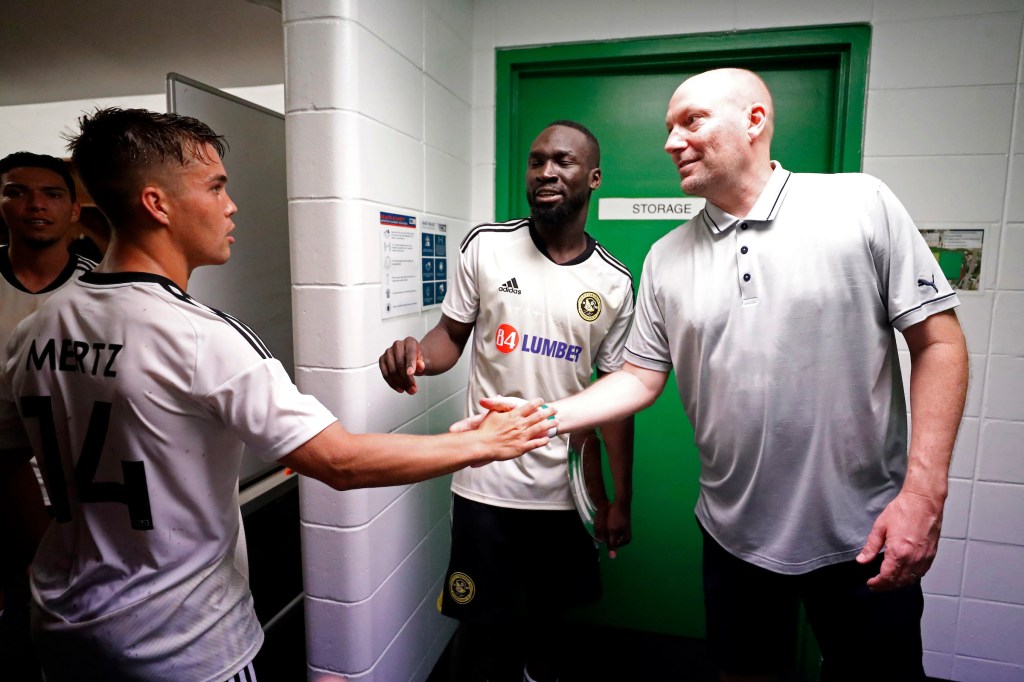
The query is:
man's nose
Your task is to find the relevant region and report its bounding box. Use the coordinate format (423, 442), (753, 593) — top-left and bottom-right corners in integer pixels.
(224, 191), (238, 216)
(665, 127), (687, 154)
(28, 190), (48, 208)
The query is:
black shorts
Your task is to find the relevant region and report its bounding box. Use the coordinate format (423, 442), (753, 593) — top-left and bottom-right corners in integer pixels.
(700, 522), (925, 681)
(439, 494), (601, 624)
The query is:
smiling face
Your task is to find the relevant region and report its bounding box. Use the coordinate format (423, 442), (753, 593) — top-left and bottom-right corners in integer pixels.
(525, 125), (601, 226)
(663, 69), (773, 208)
(1, 166), (80, 250)
(167, 143), (238, 270)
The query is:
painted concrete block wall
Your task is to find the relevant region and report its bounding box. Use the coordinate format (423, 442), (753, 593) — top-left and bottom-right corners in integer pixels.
(472, 1), (1024, 680)
(283, 0), (473, 679)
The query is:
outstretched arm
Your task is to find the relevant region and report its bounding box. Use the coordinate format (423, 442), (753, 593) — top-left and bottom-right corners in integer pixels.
(551, 362), (667, 433)
(279, 400), (556, 490)
(452, 362), (668, 434)
(857, 309), (968, 590)
(379, 315), (474, 394)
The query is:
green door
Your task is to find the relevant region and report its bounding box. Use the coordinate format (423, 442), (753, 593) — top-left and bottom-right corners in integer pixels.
(496, 26), (870, 644)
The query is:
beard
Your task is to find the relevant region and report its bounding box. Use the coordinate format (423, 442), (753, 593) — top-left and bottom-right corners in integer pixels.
(527, 187), (590, 225)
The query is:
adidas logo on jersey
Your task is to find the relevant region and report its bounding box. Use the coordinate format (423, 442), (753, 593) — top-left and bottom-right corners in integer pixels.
(498, 277), (522, 295)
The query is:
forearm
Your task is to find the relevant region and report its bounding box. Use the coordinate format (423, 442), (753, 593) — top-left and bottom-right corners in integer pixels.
(552, 363), (665, 433)
(903, 315), (969, 503)
(598, 415), (634, 506)
(419, 322), (469, 376)
(282, 423), (489, 490)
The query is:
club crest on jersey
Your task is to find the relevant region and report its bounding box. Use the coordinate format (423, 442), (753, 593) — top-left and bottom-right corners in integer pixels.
(577, 291), (602, 322)
(449, 572), (475, 604)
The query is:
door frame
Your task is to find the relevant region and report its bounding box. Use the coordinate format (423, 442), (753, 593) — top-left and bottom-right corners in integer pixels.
(494, 24), (871, 220)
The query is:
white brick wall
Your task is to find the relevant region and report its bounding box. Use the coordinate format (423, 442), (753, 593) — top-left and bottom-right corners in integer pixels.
(283, 0), (471, 678)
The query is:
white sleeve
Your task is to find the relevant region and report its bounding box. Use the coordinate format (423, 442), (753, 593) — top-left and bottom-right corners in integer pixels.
(623, 250), (673, 372)
(873, 180), (960, 331)
(441, 232), (480, 324)
(594, 286), (634, 374)
(201, 359), (336, 462)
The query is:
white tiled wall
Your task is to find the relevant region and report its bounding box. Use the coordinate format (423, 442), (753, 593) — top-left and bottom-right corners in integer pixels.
(283, 0), (472, 678)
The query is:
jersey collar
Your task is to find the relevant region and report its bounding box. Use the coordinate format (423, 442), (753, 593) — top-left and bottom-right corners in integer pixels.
(0, 244), (81, 294)
(527, 217), (597, 265)
(80, 270), (181, 291)
(701, 162), (793, 235)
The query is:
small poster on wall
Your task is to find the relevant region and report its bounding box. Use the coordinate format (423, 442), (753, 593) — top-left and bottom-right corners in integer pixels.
(920, 229), (984, 292)
(421, 219), (448, 309)
(380, 211), (421, 319)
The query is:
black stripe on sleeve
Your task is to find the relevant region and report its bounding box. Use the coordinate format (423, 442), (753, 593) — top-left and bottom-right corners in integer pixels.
(459, 218), (529, 253)
(159, 283), (273, 360)
(889, 292), (958, 327)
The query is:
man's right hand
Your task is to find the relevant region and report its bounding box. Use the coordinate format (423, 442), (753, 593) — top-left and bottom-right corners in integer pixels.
(475, 399), (557, 462)
(379, 337), (426, 394)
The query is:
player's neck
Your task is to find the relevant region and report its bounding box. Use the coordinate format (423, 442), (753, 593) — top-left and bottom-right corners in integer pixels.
(533, 213), (589, 264)
(7, 239), (72, 293)
(97, 234), (189, 290)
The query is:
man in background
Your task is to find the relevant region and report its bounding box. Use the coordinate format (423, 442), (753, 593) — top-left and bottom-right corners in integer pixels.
(0, 151), (96, 680)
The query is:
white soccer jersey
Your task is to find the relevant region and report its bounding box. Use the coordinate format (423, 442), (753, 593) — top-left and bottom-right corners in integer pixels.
(1, 245), (95, 501)
(444, 218), (634, 510)
(0, 271), (335, 681)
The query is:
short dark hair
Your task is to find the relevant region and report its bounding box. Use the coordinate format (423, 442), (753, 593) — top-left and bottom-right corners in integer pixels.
(0, 151), (77, 202)
(64, 107), (227, 229)
(546, 119), (600, 166)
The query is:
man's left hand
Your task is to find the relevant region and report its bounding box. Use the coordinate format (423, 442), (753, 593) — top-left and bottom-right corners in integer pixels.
(857, 489), (944, 591)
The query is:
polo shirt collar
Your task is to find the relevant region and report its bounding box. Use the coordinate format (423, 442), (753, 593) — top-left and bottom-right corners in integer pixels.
(701, 161), (792, 235)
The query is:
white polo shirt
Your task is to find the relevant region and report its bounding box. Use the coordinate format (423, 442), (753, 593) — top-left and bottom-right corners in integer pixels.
(625, 163), (959, 574)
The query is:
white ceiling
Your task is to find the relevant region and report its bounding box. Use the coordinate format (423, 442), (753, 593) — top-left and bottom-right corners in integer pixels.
(0, 0), (285, 106)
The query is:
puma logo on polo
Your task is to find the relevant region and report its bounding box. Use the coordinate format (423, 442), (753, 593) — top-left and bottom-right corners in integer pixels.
(917, 275), (938, 293)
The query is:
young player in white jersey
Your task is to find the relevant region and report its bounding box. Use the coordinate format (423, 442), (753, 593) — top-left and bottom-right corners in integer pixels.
(0, 152), (96, 681)
(0, 108), (556, 682)
(379, 121), (634, 682)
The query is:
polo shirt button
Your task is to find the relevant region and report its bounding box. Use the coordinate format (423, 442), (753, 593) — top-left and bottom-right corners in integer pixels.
(740, 222), (748, 230)
(743, 273), (751, 282)
(740, 246), (749, 254)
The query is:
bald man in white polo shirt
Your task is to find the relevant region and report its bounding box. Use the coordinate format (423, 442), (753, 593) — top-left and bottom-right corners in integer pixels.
(465, 68), (969, 682)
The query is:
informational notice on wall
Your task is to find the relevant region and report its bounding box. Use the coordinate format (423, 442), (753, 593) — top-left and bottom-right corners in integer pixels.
(420, 219), (448, 309)
(380, 211), (420, 319)
(598, 197), (706, 221)
(920, 229), (984, 292)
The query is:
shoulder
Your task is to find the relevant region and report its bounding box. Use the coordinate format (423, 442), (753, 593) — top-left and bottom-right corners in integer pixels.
(458, 218), (530, 253)
(648, 216), (701, 258)
(789, 171), (885, 196)
(590, 241), (634, 289)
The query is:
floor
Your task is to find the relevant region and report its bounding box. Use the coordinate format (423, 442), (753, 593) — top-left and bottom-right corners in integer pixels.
(426, 624), (720, 682)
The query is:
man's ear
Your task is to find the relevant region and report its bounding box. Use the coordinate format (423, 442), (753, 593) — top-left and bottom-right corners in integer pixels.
(589, 167), (602, 191)
(747, 103), (768, 142)
(69, 201), (81, 224)
(140, 185), (171, 226)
